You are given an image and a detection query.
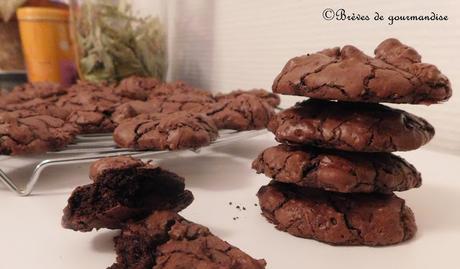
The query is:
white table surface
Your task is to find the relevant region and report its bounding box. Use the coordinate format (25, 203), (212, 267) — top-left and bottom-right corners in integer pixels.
(0, 133), (459, 269)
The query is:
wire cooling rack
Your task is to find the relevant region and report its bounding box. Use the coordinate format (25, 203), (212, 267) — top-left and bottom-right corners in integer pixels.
(0, 129), (267, 196)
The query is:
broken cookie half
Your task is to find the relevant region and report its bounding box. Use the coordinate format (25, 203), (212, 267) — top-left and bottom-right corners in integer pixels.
(109, 211), (266, 269)
(62, 156), (193, 232)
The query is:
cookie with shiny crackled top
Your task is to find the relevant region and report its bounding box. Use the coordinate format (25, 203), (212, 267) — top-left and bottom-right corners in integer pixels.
(268, 99), (434, 152)
(252, 144), (421, 193)
(148, 81), (213, 99)
(216, 89), (281, 107)
(62, 156), (193, 232)
(273, 38), (451, 104)
(0, 82), (67, 106)
(111, 100), (161, 124)
(0, 110), (77, 155)
(109, 211), (266, 269)
(206, 93), (275, 130)
(115, 76), (160, 101)
(112, 92), (216, 124)
(257, 181), (417, 246)
(113, 111), (218, 150)
(56, 83), (122, 133)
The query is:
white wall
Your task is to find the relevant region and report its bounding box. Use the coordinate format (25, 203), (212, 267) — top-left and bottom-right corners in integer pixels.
(142, 0), (460, 153)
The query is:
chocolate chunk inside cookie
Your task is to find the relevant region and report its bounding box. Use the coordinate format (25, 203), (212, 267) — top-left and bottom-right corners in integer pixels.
(273, 38), (451, 104)
(268, 99), (434, 152)
(257, 181), (417, 246)
(110, 211), (266, 269)
(62, 156), (193, 232)
(252, 144), (421, 193)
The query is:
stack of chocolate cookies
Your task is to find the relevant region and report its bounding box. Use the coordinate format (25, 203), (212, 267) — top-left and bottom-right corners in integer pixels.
(252, 38), (452, 246)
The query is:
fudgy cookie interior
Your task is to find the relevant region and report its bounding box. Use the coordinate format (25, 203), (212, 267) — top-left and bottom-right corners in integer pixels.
(62, 168), (193, 231)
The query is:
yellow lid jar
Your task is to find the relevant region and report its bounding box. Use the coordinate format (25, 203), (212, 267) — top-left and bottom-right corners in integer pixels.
(17, 7), (77, 85)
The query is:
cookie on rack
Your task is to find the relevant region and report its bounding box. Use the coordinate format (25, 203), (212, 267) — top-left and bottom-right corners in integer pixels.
(153, 91), (216, 114)
(56, 83), (121, 133)
(113, 111), (218, 151)
(115, 76), (160, 101)
(111, 100), (161, 125)
(0, 110), (78, 155)
(109, 211), (266, 269)
(268, 99), (434, 152)
(62, 156), (193, 232)
(113, 89), (216, 124)
(215, 89), (281, 107)
(148, 81), (213, 99)
(257, 181), (417, 246)
(252, 144), (421, 193)
(206, 93), (275, 130)
(0, 82), (67, 106)
(272, 38), (451, 104)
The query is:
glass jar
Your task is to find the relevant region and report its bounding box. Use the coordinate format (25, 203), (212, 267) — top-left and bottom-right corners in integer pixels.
(69, 0), (167, 83)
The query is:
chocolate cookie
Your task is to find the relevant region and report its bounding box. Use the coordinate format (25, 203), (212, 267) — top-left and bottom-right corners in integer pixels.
(57, 84), (121, 133)
(273, 38), (451, 104)
(115, 76), (160, 101)
(3, 98), (70, 120)
(257, 181), (417, 246)
(148, 81), (213, 99)
(0, 111), (77, 155)
(111, 100), (161, 124)
(252, 144), (421, 193)
(62, 156), (193, 232)
(0, 82), (67, 105)
(154, 91), (216, 114)
(216, 89), (281, 107)
(112, 90), (216, 125)
(67, 111), (116, 134)
(113, 111), (218, 150)
(110, 211), (266, 269)
(206, 93), (275, 130)
(56, 84), (121, 113)
(268, 99), (434, 152)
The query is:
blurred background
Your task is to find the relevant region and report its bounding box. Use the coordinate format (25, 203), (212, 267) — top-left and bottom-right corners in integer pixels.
(1, 0), (459, 153)
(163, 0), (460, 154)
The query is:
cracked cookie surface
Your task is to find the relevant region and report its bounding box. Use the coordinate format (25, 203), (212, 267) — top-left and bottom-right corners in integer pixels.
(0, 82), (67, 106)
(268, 99), (434, 152)
(252, 144), (421, 193)
(147, 81), (213, 99)
(56, 83), (122, 133)
(110, 211), (266, 269)
(273, 38), (451, 104)
(113, 111), (218, 150)
(257, 181), (417, 246)
(111, 92), (215, 125)
(216, 89), (281, 107)
(115, 76), (160, 101)
(62, 156), (193, 232)
(206, 93), (275, 130)
(0, 110), (77, 155)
